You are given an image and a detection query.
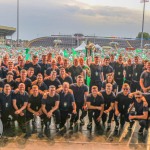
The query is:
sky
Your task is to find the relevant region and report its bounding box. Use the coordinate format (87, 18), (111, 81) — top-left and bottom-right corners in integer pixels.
(0, 0), (150, 40)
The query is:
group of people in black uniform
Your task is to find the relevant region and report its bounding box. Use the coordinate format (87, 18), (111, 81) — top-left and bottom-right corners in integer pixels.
(0, 52), (150, 139)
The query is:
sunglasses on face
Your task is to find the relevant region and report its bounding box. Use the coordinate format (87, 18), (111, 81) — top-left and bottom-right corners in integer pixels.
(123, 88), (129, 91)
(135, 96), (141, 99)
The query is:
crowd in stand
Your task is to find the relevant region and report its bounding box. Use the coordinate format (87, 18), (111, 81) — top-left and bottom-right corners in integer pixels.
(0, 51), (150, 139)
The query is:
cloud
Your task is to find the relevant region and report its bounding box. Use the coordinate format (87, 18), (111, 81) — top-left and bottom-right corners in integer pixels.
(0, 0), (150, 40)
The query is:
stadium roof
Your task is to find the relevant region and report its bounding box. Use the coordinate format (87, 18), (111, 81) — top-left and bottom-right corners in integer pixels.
(0, 25), (16, 36)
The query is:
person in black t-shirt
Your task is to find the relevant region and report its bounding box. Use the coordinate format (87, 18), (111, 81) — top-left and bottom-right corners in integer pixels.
(102, 56), (114, 80)
(25, 85), (43, 138)
(140, 62), (150, 109)
(140, 61), (150, 93)
(57, 67), (73, 85)
(0, 71), (17, 91)
(13, 83), (29, 132)
(38, 55), (50, 77)
(124, 59), (133, 85)
(131, 56), (143, 92)
(68, 58), (83, 83)
(3, 61), (19, 79)
(42, 85), (60, 135)
(32, 73), (48, 95)
(15, 69), (32, 93)
(109, 54), (116, 69)
(114, 55), (125, 92)
(58, 82), (77, 129)
(128, 91), (148, 134)
(27, 67), (37, 82)
(0, 84), (14, 128)
(86, 86), (104, 130)
(44, 71), (61, 89)
(102, 73), (117, 94)
(101, 83), (115, 130)
(24, 55), (41, 76)
(114, 83), (132, 131)
(46, 59), (59, 76)
(89, 56), (104, 92)
(70, 75), (88, 126)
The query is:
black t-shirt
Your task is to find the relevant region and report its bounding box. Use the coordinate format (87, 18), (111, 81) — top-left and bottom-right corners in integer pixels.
(102, 65), (114, 80)
(37, 82), (48, 91)
(102, 81), (117, 91)
(115, 92), (133, 113)
(44, 78), (61, 89)
(101, 91), (115, 110)
(68, 65), (83, 83)
(42, 94), (60, 111)
(0, 67), (5, 79)
(87, 94), (104, 107)
(38, 63), (50, 76)
(28, 94), (43, 111)
(24, 63), (41, 76)
(132, 64), (143, 81)
(140, 71), (150, 88)
(90, 64), (102, 82)
(70, 83), (88, 104)
(3, 69), (18, 79)
(27, 75), (37, 82)
(110, 61), (116, 69)
(0, 79), (17, 90)
(114, 63), (124, 80)
(16, 78), (32, 92)
(133, 97), (148, 116)
(125, 65), (133, 81)
(57, 75), (73, 85)
(59, 91), (75, 111)
(13, 92), (29, 109)
(0, 91), (14, 113)
(46, 67), (60, 76)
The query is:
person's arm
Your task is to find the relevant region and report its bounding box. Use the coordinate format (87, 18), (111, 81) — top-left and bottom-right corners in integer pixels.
(131, 111), (148, 120)
(86, 102), (102, 110)
(13, 99), (19, 111)
(140, 78), (147, 92)
(41, 104), (48, 116)
(72, 102), (77, 114)
(27, 103), (36, 114)
(115, 101), (120, 116)
(19, 102), (28, 112)
(101, 72), (104, 82)
(104, 102), (114, 113)
(99, 104), (104, 117)
(128, 103), (134, 113)
(50, 101), (60, 113)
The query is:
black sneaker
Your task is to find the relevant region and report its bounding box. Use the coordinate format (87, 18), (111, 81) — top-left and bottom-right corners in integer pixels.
(87, 122), (92, 130)
(138, 127), (144, 135)
(128, 121), (135, 130)
(80, 119), (85, 126)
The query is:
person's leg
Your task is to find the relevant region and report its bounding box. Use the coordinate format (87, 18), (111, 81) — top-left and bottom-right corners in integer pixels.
(114, 114), (119, 131)
(120, 113), (125, 128)
(87, 110), (93, 129)
(80, 106), (87, 125)
(60, 110), (68, 128)
(102, 112), (107, 125)
(93, 110), (101, 126)
(74, 104), (80, 123)
(139, 120), (147, 134)
(53, 109), (61, 130)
